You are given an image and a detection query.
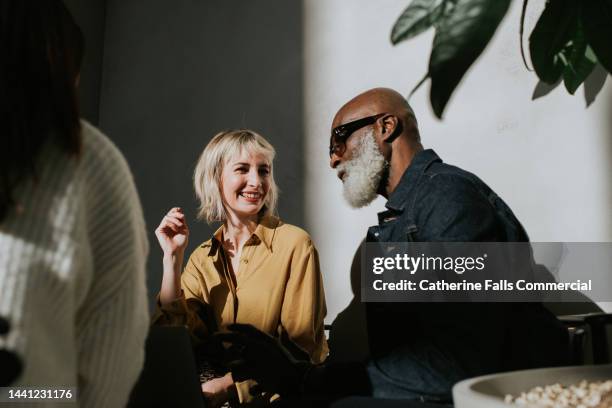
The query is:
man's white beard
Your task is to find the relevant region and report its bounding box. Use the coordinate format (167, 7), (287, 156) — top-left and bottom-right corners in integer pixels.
(337, 129), (388, 208)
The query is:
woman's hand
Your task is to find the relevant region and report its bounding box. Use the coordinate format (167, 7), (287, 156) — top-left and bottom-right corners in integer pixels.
(215, 324), (309, 397)
(157, 207), (189, 306)
(155, 207), (189, 256)
(201, 373), (234, 407)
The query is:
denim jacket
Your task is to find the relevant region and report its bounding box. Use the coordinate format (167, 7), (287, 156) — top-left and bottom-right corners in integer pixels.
(367, 149), (528, 243)
(363, 149), (568, 401)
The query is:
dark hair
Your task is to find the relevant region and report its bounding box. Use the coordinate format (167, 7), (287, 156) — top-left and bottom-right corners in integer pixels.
(0, 0), (84, 222)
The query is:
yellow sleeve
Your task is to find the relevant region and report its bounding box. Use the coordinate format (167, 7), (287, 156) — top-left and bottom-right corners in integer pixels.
(280, 238), (329, 363)
(233, 379), (279, 404)
(151, 252), (210, 343)
(234, 379), (257, 404)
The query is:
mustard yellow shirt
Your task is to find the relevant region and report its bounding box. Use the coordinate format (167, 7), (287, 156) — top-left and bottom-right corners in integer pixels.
(153, 216), (328, 401)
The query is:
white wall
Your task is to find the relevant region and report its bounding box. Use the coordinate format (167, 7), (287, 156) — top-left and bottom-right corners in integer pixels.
(304, 0), (612, 322)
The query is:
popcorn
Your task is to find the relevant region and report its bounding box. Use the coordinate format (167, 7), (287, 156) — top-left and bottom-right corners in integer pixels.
(505, 380), (612, 408)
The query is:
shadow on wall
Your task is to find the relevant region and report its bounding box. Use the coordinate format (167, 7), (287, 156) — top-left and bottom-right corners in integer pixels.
(532, 64), (608, 106)
(328, 239), (370, 363)
(607, 76), (612, 240)
(97, 0), (304, 309)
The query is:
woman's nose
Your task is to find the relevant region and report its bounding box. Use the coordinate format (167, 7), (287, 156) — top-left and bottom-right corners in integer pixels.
(247, 169), (262, 187)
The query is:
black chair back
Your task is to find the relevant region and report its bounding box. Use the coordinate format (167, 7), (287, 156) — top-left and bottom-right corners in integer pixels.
(0, 316), (23, 386)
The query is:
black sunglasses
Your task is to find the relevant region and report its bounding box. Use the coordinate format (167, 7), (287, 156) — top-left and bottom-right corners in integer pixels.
(329, 113), (386, 158)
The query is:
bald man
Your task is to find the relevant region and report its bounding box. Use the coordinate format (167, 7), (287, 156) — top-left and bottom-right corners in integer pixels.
(327, 88), (568, 399)
(219, 89), (569, 405)
(329, 88), (421, 208)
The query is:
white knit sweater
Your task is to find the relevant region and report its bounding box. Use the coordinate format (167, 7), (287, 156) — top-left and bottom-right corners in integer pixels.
(0, 121), (149, 407)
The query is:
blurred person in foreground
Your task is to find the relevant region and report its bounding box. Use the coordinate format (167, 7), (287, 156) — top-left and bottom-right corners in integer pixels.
(152, 130), (328, 407)
(0, 1), (149, 406)
(217, 88), (569, 406)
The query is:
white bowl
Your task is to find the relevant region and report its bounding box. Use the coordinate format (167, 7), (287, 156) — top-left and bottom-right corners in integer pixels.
(453, 364), (612, 408)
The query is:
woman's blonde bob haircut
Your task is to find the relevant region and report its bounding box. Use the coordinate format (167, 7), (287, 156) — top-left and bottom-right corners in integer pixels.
(194, 129), (278, 224)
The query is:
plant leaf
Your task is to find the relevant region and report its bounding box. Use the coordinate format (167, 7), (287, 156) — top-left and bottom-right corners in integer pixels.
(562, 22), (597, 95)
(408, 72), (430, 99)
(529, 0), (579, 84)
(391, 0), (447, 44)
(519, 0), (532, 70)
(582, 0), (612, 74)
(428, 0), (511, 119)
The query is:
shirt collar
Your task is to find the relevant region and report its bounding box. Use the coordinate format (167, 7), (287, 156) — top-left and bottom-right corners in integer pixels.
(385, 149), (441, 213)
(202, 214), (279, 256)
(250, 214), (279, 252)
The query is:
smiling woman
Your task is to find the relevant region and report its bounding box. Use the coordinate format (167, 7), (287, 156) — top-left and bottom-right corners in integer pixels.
(193, 130), (278, 225)
(152, 130), (328, 407)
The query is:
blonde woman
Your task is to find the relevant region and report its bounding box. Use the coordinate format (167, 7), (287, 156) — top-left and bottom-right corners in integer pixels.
(153, 130), (328, 406)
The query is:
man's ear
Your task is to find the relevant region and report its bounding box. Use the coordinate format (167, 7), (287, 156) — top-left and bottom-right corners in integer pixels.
(379, 115), (401, 143)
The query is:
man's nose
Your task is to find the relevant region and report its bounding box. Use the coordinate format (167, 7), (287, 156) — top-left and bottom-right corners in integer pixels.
(330, 153), (341, 169)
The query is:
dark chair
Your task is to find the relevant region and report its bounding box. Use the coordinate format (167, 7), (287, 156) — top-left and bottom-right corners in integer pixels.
(558, 313), (612, 365)
(0, 316), (23, 387)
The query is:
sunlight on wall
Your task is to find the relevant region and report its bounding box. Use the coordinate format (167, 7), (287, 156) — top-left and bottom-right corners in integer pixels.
(304, 0), (612, 321)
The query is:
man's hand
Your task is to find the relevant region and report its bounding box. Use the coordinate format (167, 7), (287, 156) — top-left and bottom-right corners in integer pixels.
(215, 324), (312, 397)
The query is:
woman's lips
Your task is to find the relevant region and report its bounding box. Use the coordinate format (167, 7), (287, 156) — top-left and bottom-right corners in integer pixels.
(239, 192), (262, 203)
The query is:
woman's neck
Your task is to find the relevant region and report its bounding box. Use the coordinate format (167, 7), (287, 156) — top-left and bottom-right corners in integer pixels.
(223, 213), (258, 251)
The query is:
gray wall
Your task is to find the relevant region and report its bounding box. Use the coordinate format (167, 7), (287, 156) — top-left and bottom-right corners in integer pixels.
(97, 0), (304, 307)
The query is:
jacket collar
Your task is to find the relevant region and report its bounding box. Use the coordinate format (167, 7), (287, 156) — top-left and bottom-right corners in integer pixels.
(385, 149), (441, 213)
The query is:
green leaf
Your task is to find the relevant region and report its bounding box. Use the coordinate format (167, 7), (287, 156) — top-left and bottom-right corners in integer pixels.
(519, 0), (532, 70)
(529, 0), (579, 84)
(562, 22), (597, 95)
(391, 0), (447, 44)
(408, 72), (430, 99)
(428, 0), (511, 119)
(582, 0), (612, 74)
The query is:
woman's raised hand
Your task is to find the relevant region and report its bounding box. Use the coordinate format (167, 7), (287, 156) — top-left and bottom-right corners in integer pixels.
(155, 207), (189, 256)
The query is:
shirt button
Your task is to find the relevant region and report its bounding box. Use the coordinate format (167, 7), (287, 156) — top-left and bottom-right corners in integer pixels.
(243, 259), (248, 264)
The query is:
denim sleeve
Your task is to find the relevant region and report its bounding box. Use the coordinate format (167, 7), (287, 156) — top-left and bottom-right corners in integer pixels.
(414, 173), (504, 242)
